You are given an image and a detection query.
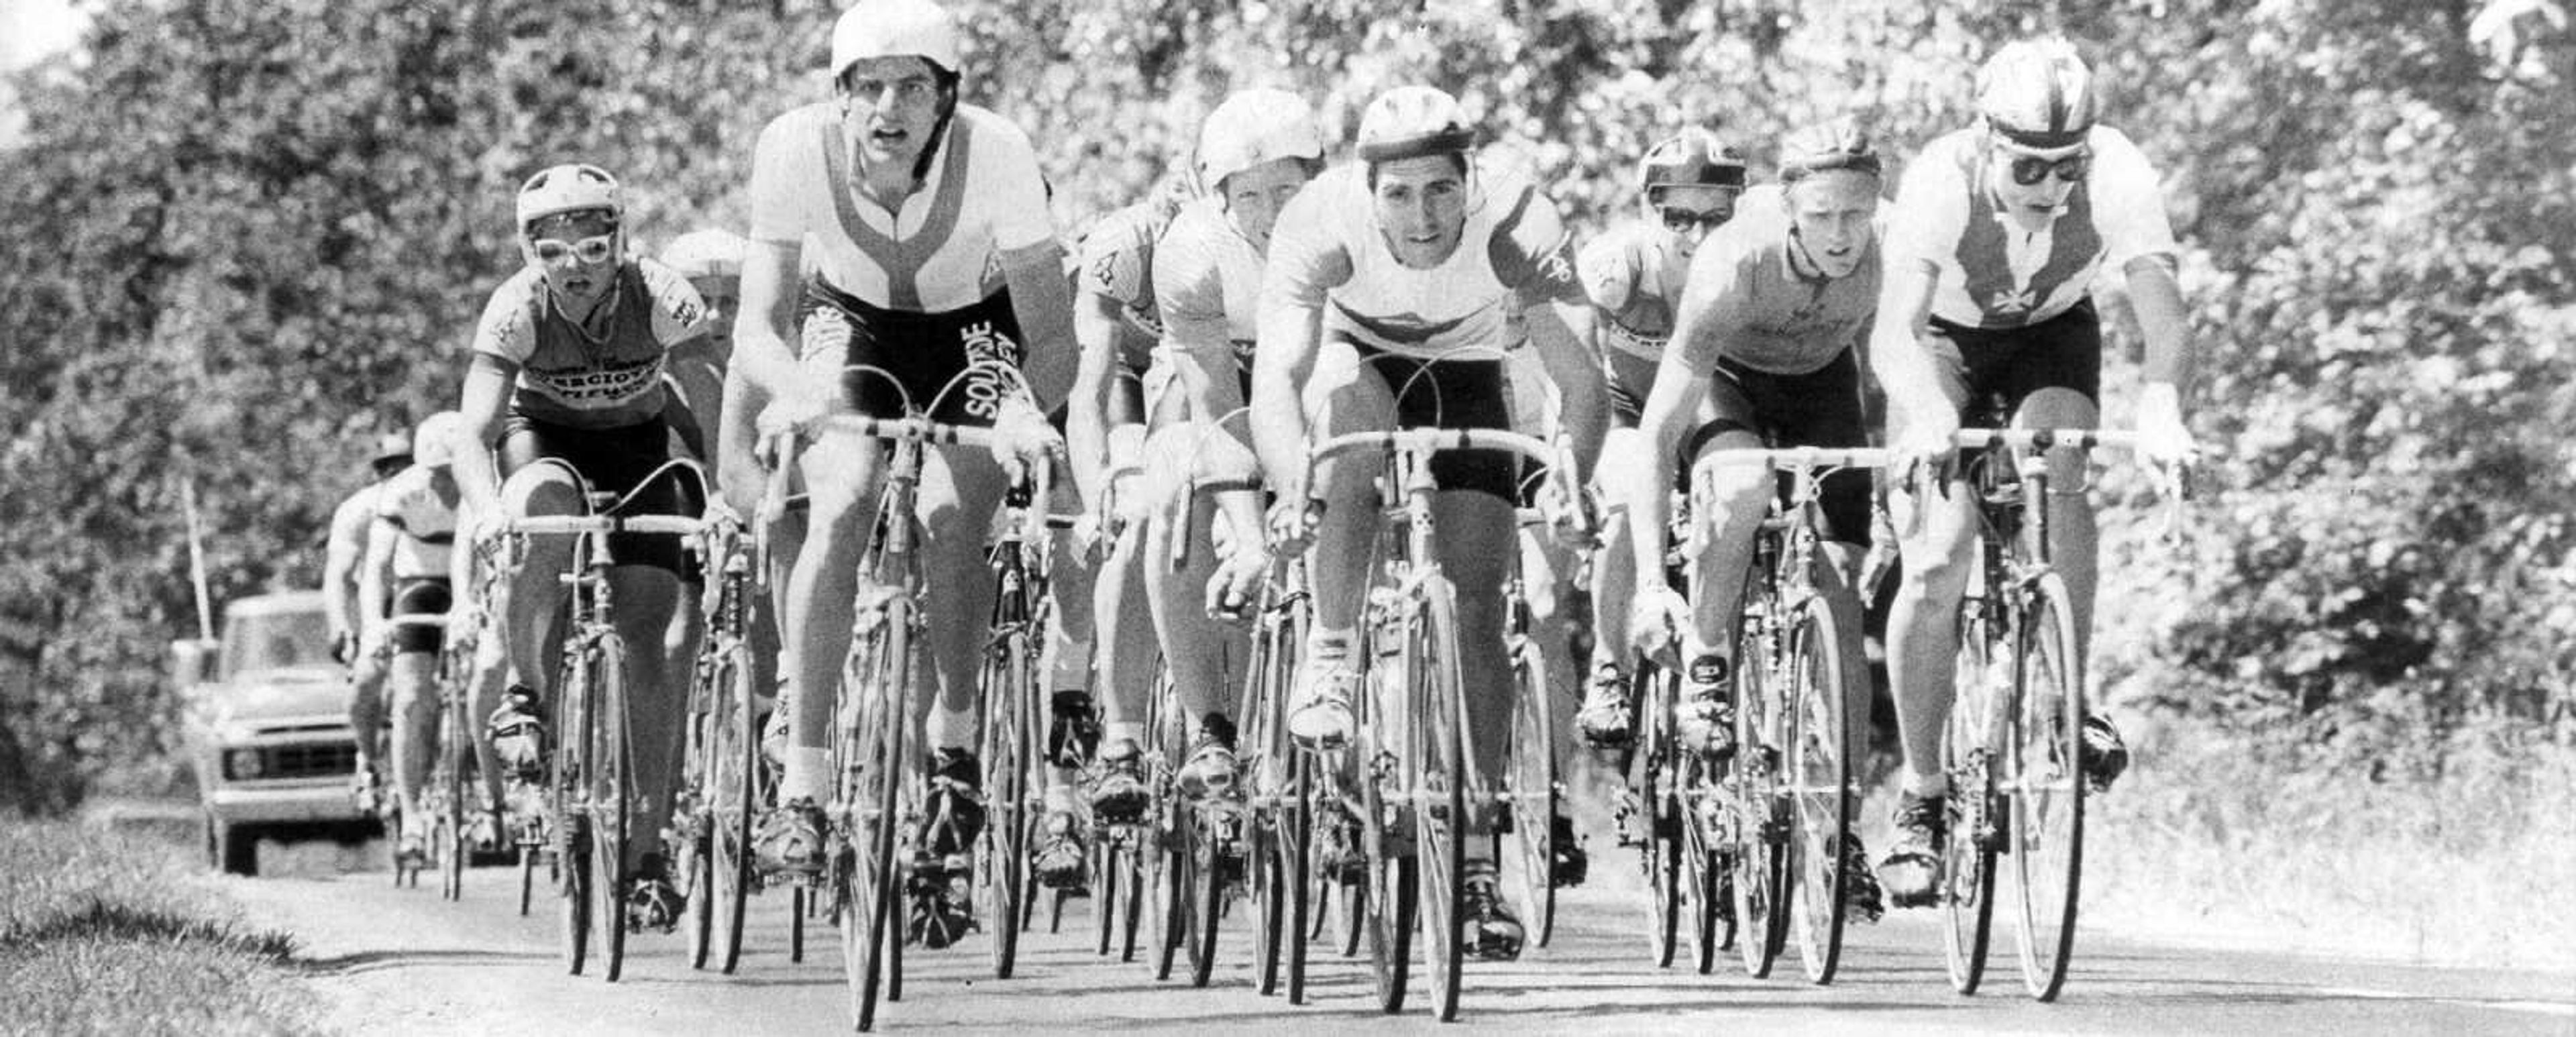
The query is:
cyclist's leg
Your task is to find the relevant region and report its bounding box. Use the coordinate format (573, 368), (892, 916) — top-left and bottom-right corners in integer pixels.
(1676, 368), (1775, 753)
(1882, 329), (1980, 897)
(780, 427), (888, 807)
(1582, 349), (1660, 737)
(386, 579), (451, 853)
(917, 439), (1012, 847)
(1089, 474), (1156, 816)
(2005, 301), (2118, 787)
(486, 429), (582, 762)
(1139, 421), (1261, 797)
(1284, 341), (1395, 743)
(347, 633), (391, 802)
(606, 561), (693, 871)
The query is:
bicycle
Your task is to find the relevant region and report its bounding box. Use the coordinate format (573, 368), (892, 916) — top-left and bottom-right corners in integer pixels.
(381, 613), (456, 894)
(492, 468), (711, 983)
(1503, 474), (1582, 951)
(1240, 553), (1313, 1001)
(1704, 445), (1890, 985)
(1625, 488), (1727, 975)
(1301, 425), (1578, 1021)
(1933, 426), (2180, 1001)
(676, 503), (761, 973)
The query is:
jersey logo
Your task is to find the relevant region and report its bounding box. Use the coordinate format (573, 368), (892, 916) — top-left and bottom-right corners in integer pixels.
(1987, 286), (2039, 317)
(1534, 249), (1577, 289)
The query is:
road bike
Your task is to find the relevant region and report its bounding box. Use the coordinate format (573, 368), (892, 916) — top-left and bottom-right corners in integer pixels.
(675, 504), (763, 973)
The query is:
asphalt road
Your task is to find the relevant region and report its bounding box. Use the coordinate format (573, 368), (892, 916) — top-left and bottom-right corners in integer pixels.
(223, 842), (2575, 1036)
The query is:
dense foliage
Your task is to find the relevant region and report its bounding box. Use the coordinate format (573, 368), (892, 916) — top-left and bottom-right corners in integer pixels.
(1, 0), (2569, 811)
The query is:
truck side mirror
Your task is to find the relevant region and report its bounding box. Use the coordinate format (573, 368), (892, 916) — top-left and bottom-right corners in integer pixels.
(168, 638), (219, 694)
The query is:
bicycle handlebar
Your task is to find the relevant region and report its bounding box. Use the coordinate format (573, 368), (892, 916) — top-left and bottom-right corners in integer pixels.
(1949, 429), (2141, 452)
(809, 413), (1004, 451)
(1701, 445), (1894, 472)
(501, 514), (713, 538)
(1305, 427), (1562, 470)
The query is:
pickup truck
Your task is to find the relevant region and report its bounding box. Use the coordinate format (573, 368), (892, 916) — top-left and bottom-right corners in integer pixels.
(171, 590), (374, 875)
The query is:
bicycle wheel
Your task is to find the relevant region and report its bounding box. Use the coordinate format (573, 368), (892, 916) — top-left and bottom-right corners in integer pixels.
(1787, 596), (1853, 984)
(979, 624), (1036, 980)
(713, 645), (758, 973)
(1275, 752), (1315, 1002)
(437, 686), (469, 903)
(1185, 804), (1231, 988)
(681, 660), (718, 970)
(2010, 571), (2085, 1001)
(1637, 663), (1682, 969)
(1941, 592), (2002, 995)
(1412, 584), (1468, 1022)
(553, 651), (593, 976)
(1360, 770), (1418, 1014)
(1729, 612), (1786, 979)
(590, 634), (632, 983)
(1681, 762), (1722, 975)
(1503, 637), (1558, 949)
(842, 600), (909, 1032)
(1146, 665), (1191, 981)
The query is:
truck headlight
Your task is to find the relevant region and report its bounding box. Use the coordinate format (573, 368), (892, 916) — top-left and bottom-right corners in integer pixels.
(225, 748), (266, 779)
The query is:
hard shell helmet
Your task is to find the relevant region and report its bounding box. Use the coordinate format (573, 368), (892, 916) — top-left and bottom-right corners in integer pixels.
(515, 163), (622, 232)
(659, 228), (747, 281)
(411, 411), (467, 470)
(370, 429), (413, 466)
(1638, 129), (1748, 201)
(1354, 86), (1478, 164)
(831, 0), (963, 81)
(1975, 38), (2098, 152)
(1777, 117), (1883, 182)
(1196, 89), (1327, 194)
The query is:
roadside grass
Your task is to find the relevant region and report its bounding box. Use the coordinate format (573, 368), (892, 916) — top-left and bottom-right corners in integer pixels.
(2083, 719), (2576, 972)
(0, 820), (321, 1037)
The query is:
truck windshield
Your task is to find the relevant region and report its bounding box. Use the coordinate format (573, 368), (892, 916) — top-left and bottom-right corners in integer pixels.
(221, 607), (333, 679)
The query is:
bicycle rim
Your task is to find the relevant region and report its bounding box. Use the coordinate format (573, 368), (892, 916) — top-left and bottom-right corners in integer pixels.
(1505, 643), (1558, 949)
(1683, 772), (1720, 975)
(682, 665), (718, 970)
(593, 637), (631, 983)
(981, 630), (1032, 980)
(1730, 619), (1784, 979)
(1789, 600), (1852, 984)
(716, 647), (757, 973)
(555, 653), (592, 976)
(1415, 584), (1466, 1022)
(1148, 663), (1191, 981)
(2010, 573), (2085, 1001)
(1941, 604), (2000, 995)
(845, 613), (906, 1032)
(1640, 675), (1682, 969)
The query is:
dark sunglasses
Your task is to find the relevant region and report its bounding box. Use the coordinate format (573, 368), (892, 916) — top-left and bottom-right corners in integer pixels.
(2006, 152), (2090, 186)
(371, 456), (413, 479)
(1660, 206), (1728, 233)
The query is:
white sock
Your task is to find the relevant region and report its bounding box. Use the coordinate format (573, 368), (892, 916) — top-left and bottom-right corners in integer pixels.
(782, 747), (830, 804)
(1900, 770), (1949, 799)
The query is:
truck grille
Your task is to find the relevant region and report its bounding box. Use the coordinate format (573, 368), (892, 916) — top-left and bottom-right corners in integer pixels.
(228, 742), (358, 780)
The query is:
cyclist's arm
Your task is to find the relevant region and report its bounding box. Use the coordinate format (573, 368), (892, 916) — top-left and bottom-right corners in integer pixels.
(1864, 255), (1951, 443)
(322, 492), (370, 647)
(731, 237), (802, 404)
(356, 516), (397, 649)
(2127, 255), (2193, 414)
(1250, 188), (1347, 501)
(1155, 222), (1250, 452)
(1001, 240), (1078, 413)
(714, 354), (771, 518)
(1525, 300), (1607, 481)
(1067, 289), (1127, 510)
(2093, 127), (2194, 408)
(453, 352), (515, 519)
(1631, 246), (1744, 586)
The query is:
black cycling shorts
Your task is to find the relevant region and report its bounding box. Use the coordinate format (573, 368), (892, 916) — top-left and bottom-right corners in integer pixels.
(1346, 340), (1518, 502)
(802, 278), (1026, 427)
(389, 577), (452, 654)
(1929, 298), (2103, 427)
(1686, 347), (1871, 546)
(498, 413), (704, 575)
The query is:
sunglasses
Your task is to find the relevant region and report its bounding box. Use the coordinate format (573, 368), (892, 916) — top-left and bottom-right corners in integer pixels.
(370, 456), (413, 480)
(1660, 206), (1729, 233)
(530, 234), (616, 264)
(2005, 152), (2090, 186)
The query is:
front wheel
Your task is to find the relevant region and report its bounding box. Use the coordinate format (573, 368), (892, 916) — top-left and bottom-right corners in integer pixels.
(1503, 640), (1560, 949)
(1787, 598), (1854, 984)
(2009, 573), (2086, 1001)
(1411, 584), (1468, 1022)
(590, 637), (633, 983)
(1941, 596), (2002, 995)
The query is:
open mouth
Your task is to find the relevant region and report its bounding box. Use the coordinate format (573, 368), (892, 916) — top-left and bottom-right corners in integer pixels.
(867, 125), (909, 149)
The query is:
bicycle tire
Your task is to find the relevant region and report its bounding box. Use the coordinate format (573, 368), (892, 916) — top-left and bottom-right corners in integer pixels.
(1639, 662), (1682, 969)
(1361, 770), (1417, 1014)
(438, 681), (469, 903)
(1682, 767), (1721, 975)
(979, 624), (1036, 980)
(1242, 579), (1303, 999)
(1146, 663), (1191, 981)
(714, 645), (757, 973)
(1941, 590), (2002, 995)
(843, 597), (908, 1032)
(681, 657), (718, 970)
(553, 647), (592, 976)
(1729, 608), (1786, 979)
(2010, 571), (2085, 1001)
(1185, 804), (1228, 988)
(1504, 635), (1559, 949)
(592, 634), (631, 983)
(1788, 596), (1853, 984)
(1281, 752), (1315, 1003)
(519, 843), (537, 917)
(1413, 582), (1468, 1022)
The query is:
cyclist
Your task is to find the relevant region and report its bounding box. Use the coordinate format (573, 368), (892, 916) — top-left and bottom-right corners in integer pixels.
(1038, 171), (1195, 889)
(456, 162), (715, 930)
(1133, 87), (1324, 808)
(1869, 38), (2197, 904)
(1572, 129), (1747, 747)
(1619, 117), (1893, 922)
(362, 411), (470, 866)
(331, 428), (413, 810)
(738, 0), (1075, 950)
(659, 227), (748, 463)
(1254, 85), (1607, 961)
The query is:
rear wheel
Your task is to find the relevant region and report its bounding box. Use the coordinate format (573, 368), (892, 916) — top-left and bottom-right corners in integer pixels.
(1788, 598), (1853, 984)
(207, 814), (258, 877)
(2010, 574), (2085, 1001)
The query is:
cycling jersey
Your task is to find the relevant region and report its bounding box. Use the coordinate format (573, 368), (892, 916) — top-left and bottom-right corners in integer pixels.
(470, 260), (712, 429)
(1265, 163), (1585, 362)
(1884, 125), (2176, 329)
(372, 466), (457, 581)
(1152, 195), (1263, 386)
(747, 102), (1054, 313)
(1576, 220), (1686, 362)
(1675, 184), (1880, 378)
(1077, 197), (1180, 352)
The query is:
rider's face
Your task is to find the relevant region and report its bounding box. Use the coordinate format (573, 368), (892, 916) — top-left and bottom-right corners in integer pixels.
(1784, 170), (1880, 280)
(840, 56), (946, 172)
(689, 275), (740, 344)
(1370, 155), (1469, 269)
(1652, 184), (1738, 259)
(1987, 135), (2084, 219)
(1220, 157), (1316, 252)
(523, 210), (619, 310)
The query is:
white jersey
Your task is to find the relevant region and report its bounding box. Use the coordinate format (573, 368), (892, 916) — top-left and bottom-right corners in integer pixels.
(747, 102), (1056, 313)
(372, 466), (455, 580)
(1152, 196), (1265, 366)
(1884, 125), (2178, 329)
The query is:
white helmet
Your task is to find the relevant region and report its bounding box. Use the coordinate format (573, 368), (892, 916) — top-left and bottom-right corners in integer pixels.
(413, 411), (467, 470)
(831, 0), (963, 81)
(1195, 89), (1326, 194)
(1355, 86), (1477, 164)
(660, 228), (747, 281)
(1975, 38), (2098, 153)
(515, 163), (621, 231)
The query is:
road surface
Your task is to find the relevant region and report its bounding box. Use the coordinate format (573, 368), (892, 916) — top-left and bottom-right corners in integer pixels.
(223, 844), (2575, 1036)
